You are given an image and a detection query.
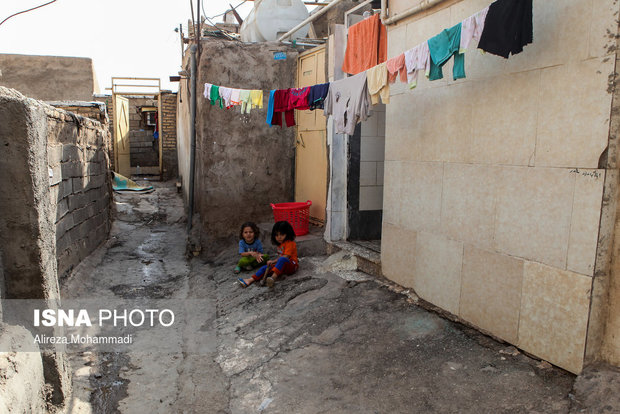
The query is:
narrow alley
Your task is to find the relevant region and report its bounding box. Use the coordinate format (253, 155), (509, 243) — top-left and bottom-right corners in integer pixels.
(59, 182), (609, 413)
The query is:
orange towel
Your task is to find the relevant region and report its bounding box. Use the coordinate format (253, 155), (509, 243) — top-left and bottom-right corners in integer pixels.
(342, 14), (388, 75)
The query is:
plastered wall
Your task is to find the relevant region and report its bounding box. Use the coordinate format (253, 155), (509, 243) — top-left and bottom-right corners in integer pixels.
(381, 0), (617, 374)
(191, 40), (298, 238)
(0, 54), (96, 101)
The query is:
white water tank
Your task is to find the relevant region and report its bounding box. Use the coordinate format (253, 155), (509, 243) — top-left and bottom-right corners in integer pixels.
(240, 0), (310, 42)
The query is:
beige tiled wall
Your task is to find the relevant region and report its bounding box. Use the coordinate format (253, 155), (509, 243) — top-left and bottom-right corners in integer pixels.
(359, 104), (386, 211)
(381, 0), (615, 374)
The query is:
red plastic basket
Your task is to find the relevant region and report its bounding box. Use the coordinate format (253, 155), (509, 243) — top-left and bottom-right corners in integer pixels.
(270, 200), (312, 236)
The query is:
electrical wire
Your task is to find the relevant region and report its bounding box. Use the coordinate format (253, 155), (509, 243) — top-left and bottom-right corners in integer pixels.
(203, 0), (248, 22)
(0, 0), (57, 28)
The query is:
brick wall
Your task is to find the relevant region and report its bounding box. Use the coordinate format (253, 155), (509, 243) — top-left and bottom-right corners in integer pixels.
(47, 108), (113, 278)
(161, 92), (178, 179)
(95, 94), (178, 178)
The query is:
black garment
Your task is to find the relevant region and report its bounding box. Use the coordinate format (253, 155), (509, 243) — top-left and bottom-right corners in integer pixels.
(478, 0), (533, 58)
(308, 83), (330, 110)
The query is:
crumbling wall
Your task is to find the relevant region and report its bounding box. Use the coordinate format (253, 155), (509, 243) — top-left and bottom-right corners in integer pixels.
(0, 86), (74, 409)
(193, 40), (298, 238)
(0, 54), (96, 101)
(47, 108), (112, 279)
(162, 92), (179, 180)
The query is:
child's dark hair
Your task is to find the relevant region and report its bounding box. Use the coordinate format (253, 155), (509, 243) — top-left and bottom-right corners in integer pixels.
(270, 221), (296, 245)
(239, 221), (260, 240)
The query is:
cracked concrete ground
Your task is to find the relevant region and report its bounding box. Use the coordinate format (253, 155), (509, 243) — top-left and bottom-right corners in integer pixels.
(60, 181), (620, 413)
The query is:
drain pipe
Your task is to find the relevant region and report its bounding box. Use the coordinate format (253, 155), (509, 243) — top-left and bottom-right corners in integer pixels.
(380, 0), (447, 26)
(277, 0), (346, 42)
(187, 43), (198, 233)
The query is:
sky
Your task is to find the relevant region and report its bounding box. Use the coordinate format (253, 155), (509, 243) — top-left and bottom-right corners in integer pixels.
(0, 0), (258, 92)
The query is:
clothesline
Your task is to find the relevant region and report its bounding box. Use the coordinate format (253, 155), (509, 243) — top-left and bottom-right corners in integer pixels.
(202, 0), (532, 134)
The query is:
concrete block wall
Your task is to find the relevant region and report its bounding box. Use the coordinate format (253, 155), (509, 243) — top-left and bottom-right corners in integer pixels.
(0, 86), (77, 409)
(381, 0), (618, 374)
(46, 106), (112, 279)
(127, 97), (159, 168)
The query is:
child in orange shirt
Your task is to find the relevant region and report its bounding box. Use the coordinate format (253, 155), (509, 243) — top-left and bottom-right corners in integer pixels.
(238, 221), (298, 288)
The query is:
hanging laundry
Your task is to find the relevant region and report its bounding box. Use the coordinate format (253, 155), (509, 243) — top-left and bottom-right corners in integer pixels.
(271, 89), (295, 128)
(209, 85), (223, 108)
(250, 90), (264, 110)
(367, 62), (390, 105)
(342, 14), (388, 75)
(386, 53), (407, 84)
(428, 23), (465, 81)
(204, 83), (213, 99)
(230, 88), (242, 106)
(460, 6), (490, 53)
(308, 83), (330, 110)
(266, 90), (276, 125)
(478, 0), (532, 58)
(404, 41), (431, 88)
(288, 87), (311, 110)
(239, 89), (252, 114)
(324, 71), (371, 135)
(219, 87), (234, 108)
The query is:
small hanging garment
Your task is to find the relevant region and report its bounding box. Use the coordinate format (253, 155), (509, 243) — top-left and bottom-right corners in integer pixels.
(204, 83), (213, 98)
(230, 88), (242, 106)
(266, 90), (276, 126)
(239, 89), (252, 114)
(308, 83), (330, 110)
(428, 23), (465, 81)
(404, 41), (431, 88)
(366, 62), (390, 105)
(219, 87), (234, 108)
(341, 14), (388, 75)
(271, 89), (295, 128)
(477, 0), (532, 58)
(324, 71), (371, 135)
(250, 90), (263, 109)
(386, 53), (407, 84)
(288, 87), (311, 110)
(460, 6), (490, 53)
(209, 85), (223, 108)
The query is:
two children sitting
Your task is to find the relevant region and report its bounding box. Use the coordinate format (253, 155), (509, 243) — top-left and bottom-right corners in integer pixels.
(236, 220), (298, 288)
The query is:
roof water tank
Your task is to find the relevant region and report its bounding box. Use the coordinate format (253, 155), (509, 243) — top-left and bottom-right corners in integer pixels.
(240, 0), (310, 42)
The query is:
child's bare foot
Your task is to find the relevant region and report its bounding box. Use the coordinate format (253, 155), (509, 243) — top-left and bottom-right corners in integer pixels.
(265, 274), (278, 288)
(238, 277), (254, 288)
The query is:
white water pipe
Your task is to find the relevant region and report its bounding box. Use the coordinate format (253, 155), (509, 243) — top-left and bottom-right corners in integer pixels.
(380, 0), (448, 26)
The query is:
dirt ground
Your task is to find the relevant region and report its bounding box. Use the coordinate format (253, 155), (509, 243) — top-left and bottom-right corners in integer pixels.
(59, 181), (620, 413)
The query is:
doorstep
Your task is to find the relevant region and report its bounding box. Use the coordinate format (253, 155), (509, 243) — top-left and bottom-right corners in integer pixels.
(327, 240), (382, 277)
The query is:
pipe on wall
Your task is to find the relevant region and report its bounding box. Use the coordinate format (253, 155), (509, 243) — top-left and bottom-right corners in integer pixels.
(187, 44), (198, 233)
(380, 0), (448, 26)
